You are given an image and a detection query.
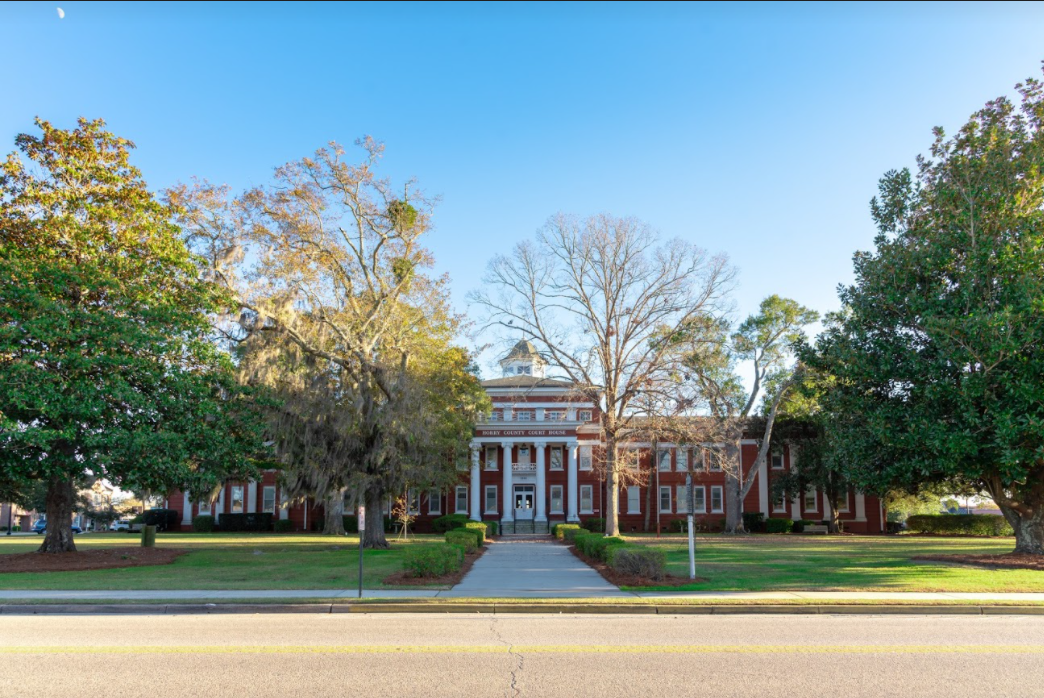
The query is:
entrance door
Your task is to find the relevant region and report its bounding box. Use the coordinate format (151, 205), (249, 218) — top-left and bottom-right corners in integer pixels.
(514, 485), (535, 520)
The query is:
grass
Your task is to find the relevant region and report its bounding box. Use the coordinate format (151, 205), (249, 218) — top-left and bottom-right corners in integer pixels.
(0, 532), (448, 590)
(618, 534), (1044, 593)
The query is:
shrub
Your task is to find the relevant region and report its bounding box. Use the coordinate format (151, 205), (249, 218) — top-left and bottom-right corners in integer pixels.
(791, 519), (814, 533)
(764, 518), (793, 534)
(445, 530), (478, 553)
(668, 519), (687, 533)
(218, 513), (275, 532)
(554, 523), (580, 540)
(432, 514), (472, 533)
(608, 546), (668, 580)
(563, 526), (589, 543)
(582, 517), (606, 533)
(130, 514), (145, 524)
(403, 544), (464, 578)
(274, 519), (294, 533)
(905, 514), (1013, 537)
(143, 508), (180, 532)
(463, 521), (489, 545)
(743, 512), (765, 533)
(191, 515), (215, 533)
(576, 534), (626, 562)
(341, 515), (359, 533)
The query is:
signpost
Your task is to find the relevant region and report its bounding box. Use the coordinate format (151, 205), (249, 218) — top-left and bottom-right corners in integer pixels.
(685, 472), (696, 580)
(357, 505), (365, 599)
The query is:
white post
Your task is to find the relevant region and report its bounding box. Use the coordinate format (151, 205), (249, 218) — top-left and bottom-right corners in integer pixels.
(502, 440), (514, 523)
(279, 489), (289, 520)
(182, 492), (191, 525)
(789, 444), (801, 522)
(854, 492), (867, 522)
(758, 455), (769, 516)
(470, 443), (481, 522)
(567, 441), (579, 522)
(247, 480), (257, 514)
(216, 486), (225, 525)
(686, 472), (696, 579)
(534, 441), (547, 522)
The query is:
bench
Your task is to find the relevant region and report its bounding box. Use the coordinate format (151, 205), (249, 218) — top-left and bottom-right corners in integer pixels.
(803, 524), (829, 534)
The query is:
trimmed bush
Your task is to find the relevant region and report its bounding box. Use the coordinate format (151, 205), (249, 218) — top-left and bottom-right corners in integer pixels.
(791, 519), (814, 533)
(143, 508), (179, 531)
(764, 517), (793, 534)
(274, 519), (294, 533)
(576, 534), (626, 562)
(191, 515), (216, 533)
(668, 519), (687, 533)
(905, 514), (1013, 537)
(432, 514), (471, 533)
(582, 517), (606, 533)
(608, 547), (667, 580)
(554, 523), (582, 541)
(743, 512), (765, 533)
(463, 521), (490, 545)
(403, 544), (464, 578)
(217, 513), (275, 532)
(341, 515), (359, 533)
(562, 526), (589, 543)
(445, 530), (478, 553)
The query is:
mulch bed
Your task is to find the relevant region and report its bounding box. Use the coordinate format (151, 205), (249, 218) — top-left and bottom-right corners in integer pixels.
(383, 546), (487, 587)
(913, 553), (1044, 571)
(568, 544), (706, 588)
(0, 547), (186, 574)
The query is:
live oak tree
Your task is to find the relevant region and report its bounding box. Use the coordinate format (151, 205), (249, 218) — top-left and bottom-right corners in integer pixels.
(472, 213), (734, 537)
(807, 70), (1044, 554)
(0, 118), (266, 553)
(172, 139), (487, 548)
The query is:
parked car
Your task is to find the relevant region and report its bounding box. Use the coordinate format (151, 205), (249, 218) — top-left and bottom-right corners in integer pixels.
(110, 519), (133, 532)
(33, 520), (83, 535)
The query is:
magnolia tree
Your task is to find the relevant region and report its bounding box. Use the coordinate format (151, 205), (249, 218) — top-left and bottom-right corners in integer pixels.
(471, 213), (734, 537)
(808, 70), (1044, 554)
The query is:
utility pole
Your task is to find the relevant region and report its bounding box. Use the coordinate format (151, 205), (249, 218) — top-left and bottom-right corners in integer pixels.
(686, 471), (696, 579)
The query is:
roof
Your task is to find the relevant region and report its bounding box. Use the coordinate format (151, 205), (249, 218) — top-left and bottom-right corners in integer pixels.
(480, 376), (574, 389)
(500, 340), (543, 363)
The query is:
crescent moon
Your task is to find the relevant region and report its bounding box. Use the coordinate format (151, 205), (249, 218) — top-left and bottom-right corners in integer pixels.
(57, 7), (65, 19)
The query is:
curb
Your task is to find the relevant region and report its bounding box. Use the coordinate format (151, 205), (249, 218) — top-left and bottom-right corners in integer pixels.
(2, 603), (1043, 616)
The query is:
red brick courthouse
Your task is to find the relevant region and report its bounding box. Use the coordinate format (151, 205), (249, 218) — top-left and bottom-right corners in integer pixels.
(166, 341), (885, 534)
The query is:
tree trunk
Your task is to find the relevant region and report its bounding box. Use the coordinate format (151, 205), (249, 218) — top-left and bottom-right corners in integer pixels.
(998, 503), (1044, 555)
(324, 489), (346, 536)
(362, 487), (388, 549)
(723, 441), (745, 534)
(39, 477), (77, 554)
(605, 438), (620, 537)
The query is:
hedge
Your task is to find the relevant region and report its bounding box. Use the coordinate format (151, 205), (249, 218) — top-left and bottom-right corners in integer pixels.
(563, 526), (589, 543)
(575, 534), (626, 562)
(582, 517), (606, 533)
(743, 512), (765, 533)
(403, 544), (464, 578)
(607, 547), (667, 580)
(191, 515), (215, 533)
(143, 508), (179, 531)
(905, 514), (1013, 537)
(217, 513), (274, 532)
(432, 514), (471, 533)
(554, 523), (582, 541)
(341, 515), (359, 533)
(764, 517), (793, 534)
(791, 519), (815, 533)
(274, 519), (294, 533)
(463, 521), (491, 545)
(445, 530), (479, 553)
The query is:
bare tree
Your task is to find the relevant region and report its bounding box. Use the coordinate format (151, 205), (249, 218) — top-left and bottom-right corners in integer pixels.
(471, 214), (734, 536)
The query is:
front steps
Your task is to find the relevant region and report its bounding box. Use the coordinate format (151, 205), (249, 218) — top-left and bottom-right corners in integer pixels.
(500, 520), (549, 535)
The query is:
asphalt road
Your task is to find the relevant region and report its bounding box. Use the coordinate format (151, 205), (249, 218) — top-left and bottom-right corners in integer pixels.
(0, 613), (1041, 697)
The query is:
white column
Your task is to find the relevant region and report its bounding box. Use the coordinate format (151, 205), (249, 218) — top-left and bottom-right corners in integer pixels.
(247, 480), (257, 514)
(757, 456), (769, 516)
(181, 491), (191, 525)
(879, 500), (885, 532)
(279, 489), (289, 520)
(789, 445), (800, 521)
(216, 486), (225, 524)
(502, 440), (514, 522)
(534, 441), (547, 522)
(566, 441), (579, 522)
(823, 493), (832, 523)
(854, 492), (867, 522)
(470, 443), (481, 522)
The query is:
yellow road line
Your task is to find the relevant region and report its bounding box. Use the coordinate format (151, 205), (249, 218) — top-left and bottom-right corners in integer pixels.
(0, 644), (1040, 655)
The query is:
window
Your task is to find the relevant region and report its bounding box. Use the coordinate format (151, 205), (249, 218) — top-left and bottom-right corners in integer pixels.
(804, 489), (817, 512)
(515, 410), (533, 421)
(198, 497), (212, 515)
(677, 448), (688, 472)
(834, 492), (849, 513)
(773, 491), (788, 513)
(579, 445), (593, 471)
(230, 486), (244, 513)
(428, 489), (441, 515)
(455, 486), (469, 514)
(485, 446), (498, 470)
(484, 486), (498, 514)
(489, 409), (503, 421)
(657, 449), (671, 472)
(550, 447), (563, 470)
(675, 485), (690, 514)
(518, 446), (531, 464)
(711, 486), (724, 513)
(577, 409), (593, 422)
(659, 486), (671, 513)
(771, 450), (784, 470)
(545, 410), (565, 421)
(692, 486), (706, 513)
(580, 485), (594, 514)
(704, 447), (723, 472)
(550, 485), (564, 514)
(407, 490), (420, 514)
(516, 366), (524, 375)
(627, 486), (641, 514)
(262, 486), (276, 514)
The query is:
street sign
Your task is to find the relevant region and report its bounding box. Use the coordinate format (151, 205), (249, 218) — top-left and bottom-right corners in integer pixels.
(357, 505), (366, 531)
(356, 505), (365, 598)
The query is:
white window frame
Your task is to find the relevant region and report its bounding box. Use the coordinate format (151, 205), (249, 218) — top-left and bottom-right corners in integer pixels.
(549, 447), (563, 470)
(428, 489), (441, 515)
(692, 486), (706, 514)
(484, 485), (499, 514)
(579, 485), (594, 514)
(550, 485), (564, 514)
(804, 489), (818, 512)
(407, 489), (421, 515)
(579, 445), (593, 471)
(771, 450), (785, 470)
(198, 497), (212, 516)
(518, 446), (531, 464)
(675, 485), (689, 514)
(659, 486), (672, 514)
(710, 485), (724, 513)
(545, 410), (565, 421)
(704, 446), (723, 472)
(515, 410), (533, 421)
(676, 448), (688, 472)
(577, 409), (593, 422)
(834, 491), (849, 513)
(455, 486), (468, 514)
(657, 449), (671, 472)
(773, 490), (789, 513)
(230, 486), (244, 514)
(627, 486), (641, 514)
(261, 486), (276, 514)
(485, 446), (498, 470)
(490, 409), (503, 421)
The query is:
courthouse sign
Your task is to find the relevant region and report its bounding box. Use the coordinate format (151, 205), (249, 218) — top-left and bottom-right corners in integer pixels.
(476, 429), (570, 438)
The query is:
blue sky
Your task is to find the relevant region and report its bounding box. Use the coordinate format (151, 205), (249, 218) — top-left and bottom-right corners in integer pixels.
(4, 1), (1044, 377)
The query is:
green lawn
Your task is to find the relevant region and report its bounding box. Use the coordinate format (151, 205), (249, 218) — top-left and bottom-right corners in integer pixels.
(0, 532), (447, 590)
(621, 534), (1044, 592)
